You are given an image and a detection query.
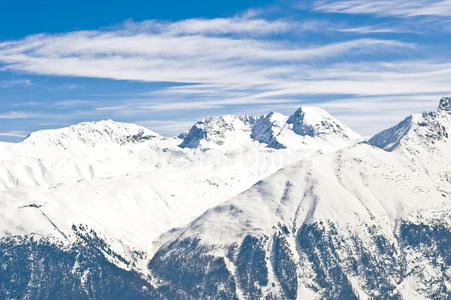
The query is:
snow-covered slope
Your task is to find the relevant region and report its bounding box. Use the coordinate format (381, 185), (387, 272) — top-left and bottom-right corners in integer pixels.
(0, 120), (175, 191)
(146, 98), (450, 299)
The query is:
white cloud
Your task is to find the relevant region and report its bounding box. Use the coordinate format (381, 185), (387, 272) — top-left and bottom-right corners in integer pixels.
(123, 17), (291, 35)
(337, 26), (405, 34)
(145, 60), (451, 100)
(313, 0), (451, 17)
(0, 16), (450, 137)
(136, 119), (196, 136)
(0, 79), (32, 87)
(54, 99), (93, 106)
(0, 131), (27, 138)
(0, 111), (39, 119)
(0, 18), (415, 99)
(0, 31), (409, 84)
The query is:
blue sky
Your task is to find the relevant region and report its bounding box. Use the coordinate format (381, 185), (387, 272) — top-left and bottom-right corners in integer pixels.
(1, 0), (451, 141)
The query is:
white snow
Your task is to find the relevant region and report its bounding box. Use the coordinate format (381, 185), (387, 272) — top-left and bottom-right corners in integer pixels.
(0, 98), (449, 298)
(0, 106), (361, 265)
(151, 99), (450, 298)
(165, 101), (450, 246)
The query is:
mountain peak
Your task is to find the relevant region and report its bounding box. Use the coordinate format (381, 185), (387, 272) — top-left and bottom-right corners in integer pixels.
(251, 112), (287, 146)
(284, 106), (361, 141)
(287, 106), (331, 136)
(438, 96), (451, 112)
(179, 114), (260, 149)
(370, 97), (450, 151)
(23, 120), (160, 148)
(180, 107), (362, 150)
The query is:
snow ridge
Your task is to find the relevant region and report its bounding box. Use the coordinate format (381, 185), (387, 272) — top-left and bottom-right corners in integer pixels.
(23, 119), (161, 148)
(369, 99), (450, 151)
(180, 106), (361, 150)
(179, 114), (261, 149)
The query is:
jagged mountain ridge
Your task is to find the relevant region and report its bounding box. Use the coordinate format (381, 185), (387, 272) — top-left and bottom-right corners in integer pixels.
(0, 98), (450, 299)
(180, 106), (360, 150)
(369, 96), (450, 152)
(0, 106), (360, 191)
(0, 105), (361, 278)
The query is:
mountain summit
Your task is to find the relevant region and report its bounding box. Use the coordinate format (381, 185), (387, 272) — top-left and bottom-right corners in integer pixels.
(23, 120), (161, 148)
(438, 96), (451, 112)
(275, 106), (362, 149)
(369, 97), (450, 152)
(180, 106), (361, 150)
(287, 106), (349, 137)
(179, 114), (260, 149)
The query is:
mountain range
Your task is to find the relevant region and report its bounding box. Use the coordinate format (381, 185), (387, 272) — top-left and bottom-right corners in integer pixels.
(0, 97), (449, 299)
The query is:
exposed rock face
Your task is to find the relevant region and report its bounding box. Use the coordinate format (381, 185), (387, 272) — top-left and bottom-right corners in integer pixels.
(179, 115), (260, 149)
(287, 107), (349, 138)
(438, 96), (451, 112)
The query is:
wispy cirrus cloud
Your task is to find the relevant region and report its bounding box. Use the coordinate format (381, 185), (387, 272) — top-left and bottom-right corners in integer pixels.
(0, 17), (417, 122)
(0, 131), (27, 138)
(0, 15), (449, 137)
(54, 99), (93, 107)
(312, 0), (451, 17)
(0, 111), (39, 119)
(337, 26), (408, 34)
(0, 16), (413, 99)
(0, 79), (31, 87)
(0, 31), (409, 84)
(121, 16), (292, 35)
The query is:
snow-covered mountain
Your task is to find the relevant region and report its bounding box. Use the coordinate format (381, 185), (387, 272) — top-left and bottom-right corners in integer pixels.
(147, 97), (450, 299)
(0, 98), (449, 299)
(0, 107), (360, 191)
(23, 119), (162, 148)
(0, 106), (361, 275)
(179, 106), (360, 150)
(0, 120), (172, 191)
(179, 114), (260, 149)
